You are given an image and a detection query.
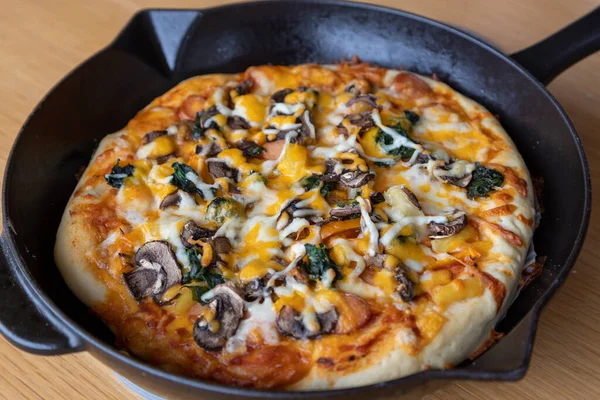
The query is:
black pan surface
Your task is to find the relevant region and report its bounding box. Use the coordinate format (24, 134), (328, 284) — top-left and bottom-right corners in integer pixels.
(0, 2), (597, 399)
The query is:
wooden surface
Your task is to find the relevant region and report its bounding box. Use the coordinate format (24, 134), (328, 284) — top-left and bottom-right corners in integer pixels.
(1, 0), (599, 398)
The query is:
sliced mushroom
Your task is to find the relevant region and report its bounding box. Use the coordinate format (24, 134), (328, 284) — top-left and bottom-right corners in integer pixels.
(180, 220), (216, 248)
(321, 160), (342, 183)
(346, 94), (378, 109)
(288, 266), (309, 284)
(207, 160), (239, 182)
(428, 213), (468, 239)
(395, 268), (414, 302)
(270, 88), (294, 106)
(194, 106), (220, 136)
(337, 111), (375, 136)
(369, 191), (385, 205)
(124, 241), (182, 299)
(236, 140), (265, 158)
(339, 170), (375, 188)
(244, 278), (268, 301)
(433, 160), (475, 188)
(195, 142), (222, 157)
(415, 152), (433, 164)
(210, 237), (232, 254)
(233, 79), (253, 95)
(344, 79), (371, 95)
(297, 110), (316, 143)
(159, 191), (182, 210)
(316, 309), (338, 334)
(330, 204), (361, 220)
(227, 116), (251, 130)
(193, 284), (244, 351)
(365, 254), (386, 269)
(276, 306), (339, 340)
(143, 130), (167, 144)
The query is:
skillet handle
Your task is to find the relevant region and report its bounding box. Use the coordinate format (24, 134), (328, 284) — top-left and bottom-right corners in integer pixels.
(511, 6), (600, 85)
(0, 235), (83, 355)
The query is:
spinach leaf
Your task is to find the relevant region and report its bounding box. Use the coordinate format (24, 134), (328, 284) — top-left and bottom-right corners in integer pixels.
(375, 112), (420, 159)
(300, 175), (320, 191)
(467, 163), (504, 199)
(336, 200), (358, 207)
(404, 110), (420, 124)
(105, 159), (134, 188)
(193, 108), (219, 139)
(170, 162), (204, 195)
(303, 244), (342, 282)
(242, 143), (266, 158)
(182, 247), (225, 288)
(320, 181), (336, 198)
(187, 285), (210, 303)
(376, 126), (415, 159)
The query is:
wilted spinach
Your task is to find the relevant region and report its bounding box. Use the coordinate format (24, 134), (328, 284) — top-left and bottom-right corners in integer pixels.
(375, 111), (420, 159)
(105, 159), (134, 188)
(300, 175), (320, 191)
(182, 247), (225, 289)
(302, 244), (342, 282)
(170, 162), (200, 194)
(467, 163), (504, 199)
(242, 142), (265, 158)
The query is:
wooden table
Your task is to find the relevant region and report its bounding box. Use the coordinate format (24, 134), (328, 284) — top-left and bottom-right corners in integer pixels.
(1, 0), (599, 398)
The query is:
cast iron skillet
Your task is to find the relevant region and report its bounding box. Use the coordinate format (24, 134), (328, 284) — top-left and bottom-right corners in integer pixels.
(0, 1), (598, 399)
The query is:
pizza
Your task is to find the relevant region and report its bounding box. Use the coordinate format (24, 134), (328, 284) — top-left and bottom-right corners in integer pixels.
(54, 61), (535, 389)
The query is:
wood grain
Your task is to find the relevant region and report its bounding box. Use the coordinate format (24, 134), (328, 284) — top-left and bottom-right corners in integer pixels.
(0, 0), (599, 398)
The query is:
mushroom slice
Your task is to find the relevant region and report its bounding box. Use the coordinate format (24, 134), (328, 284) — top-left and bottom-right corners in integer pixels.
(180, 220), (216, 248)
(159, 191), (182, 210)
(270, 88), (294, 106)
(233, 79), (253, 95)
(236, 140), (265, 158)
(227, 116), (251, 130)
(416, 152), (433, 164)
(337, 111), (375, 136)
(124, 241), (182, 299)
(384, 185), (423, 217)
(317, 309), (338, 334)
(143, 130), (167, 144)
(345, 94), (378, 109)
(195, 142), (222, 157)
(193, 284), (244, 351)
(395, 268), (414, 302)
(298, 110), (316, 143)
(321, 160), (342, 183)
(428, 213), (468, 239)
(433, 160), (475, 188)
(244, 278), (268, 301)
(330, 203), (361, 220)
(344, 79), (371, 95)
(207, 160), (239, 182)
(209, 237), (232, 254)
(365, 254), (386, 269)
(276, 306), (339, 340)
(339, 170), (375, 188)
